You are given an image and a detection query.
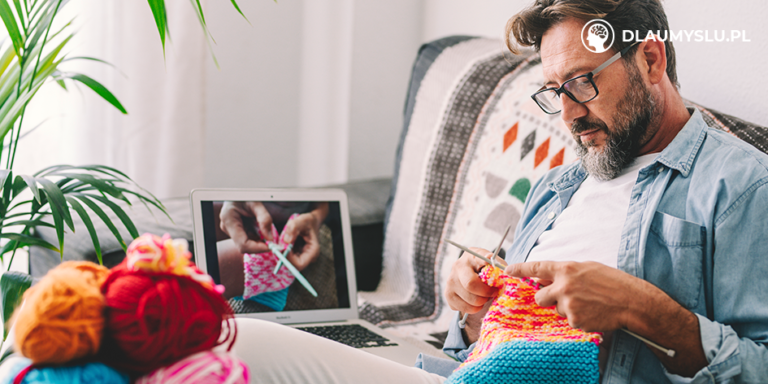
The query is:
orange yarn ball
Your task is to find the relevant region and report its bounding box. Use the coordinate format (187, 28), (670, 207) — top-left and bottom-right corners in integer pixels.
(13, 261), (109, 365)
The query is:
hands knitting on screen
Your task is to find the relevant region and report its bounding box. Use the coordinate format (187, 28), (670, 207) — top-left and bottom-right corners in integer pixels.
(219, 201), (274, 254)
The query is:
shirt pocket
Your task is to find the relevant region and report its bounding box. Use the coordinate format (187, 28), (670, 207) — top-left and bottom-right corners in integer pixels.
(645, 211), (705, 309)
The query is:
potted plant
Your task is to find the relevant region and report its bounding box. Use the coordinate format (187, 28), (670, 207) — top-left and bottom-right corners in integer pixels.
(0, 0), (248, 343)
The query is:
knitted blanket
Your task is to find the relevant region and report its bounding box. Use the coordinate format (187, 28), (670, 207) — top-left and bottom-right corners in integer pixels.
(446, 266), (602, 384)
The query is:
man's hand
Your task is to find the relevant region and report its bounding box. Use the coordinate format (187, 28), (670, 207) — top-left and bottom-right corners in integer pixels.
(219, 201), (273, 254)
(445, 247), (498, 344)
(505, 260), (708, 377)
(505, 261), (639, 331)
(282, 212), (322, 271)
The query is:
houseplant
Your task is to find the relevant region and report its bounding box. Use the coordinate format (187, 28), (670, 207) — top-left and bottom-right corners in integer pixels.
(0, 0), (249, 341)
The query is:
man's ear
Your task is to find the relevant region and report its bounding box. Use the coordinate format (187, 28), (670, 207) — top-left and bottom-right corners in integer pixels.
(638, 36), (667, 85)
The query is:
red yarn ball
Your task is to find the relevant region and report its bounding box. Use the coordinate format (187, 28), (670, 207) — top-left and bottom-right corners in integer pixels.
(100, 261), (236, 374)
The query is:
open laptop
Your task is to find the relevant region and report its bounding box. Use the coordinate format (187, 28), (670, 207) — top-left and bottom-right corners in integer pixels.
(189, 188), (425, 366)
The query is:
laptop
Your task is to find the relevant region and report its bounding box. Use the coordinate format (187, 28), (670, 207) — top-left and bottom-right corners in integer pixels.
(189, 188), (425, 366)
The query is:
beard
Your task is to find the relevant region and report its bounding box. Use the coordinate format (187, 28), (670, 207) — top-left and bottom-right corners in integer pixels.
(572, 61), (658, 181)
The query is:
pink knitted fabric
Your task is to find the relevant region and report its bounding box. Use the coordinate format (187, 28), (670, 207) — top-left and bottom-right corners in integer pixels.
(136, 350), (249, 384)
(242, 214), (299, 299)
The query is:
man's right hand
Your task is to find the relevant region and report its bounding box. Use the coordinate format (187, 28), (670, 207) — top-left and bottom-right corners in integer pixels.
(219, 201), (274, 254)
(444, 247), (498, 344)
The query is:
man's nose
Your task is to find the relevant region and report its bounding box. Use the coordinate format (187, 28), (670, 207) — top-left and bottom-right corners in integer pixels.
(560, 94), (588, 125)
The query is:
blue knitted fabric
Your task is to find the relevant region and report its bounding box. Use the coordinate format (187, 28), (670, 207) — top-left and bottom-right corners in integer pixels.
(445, 340), (600, 384)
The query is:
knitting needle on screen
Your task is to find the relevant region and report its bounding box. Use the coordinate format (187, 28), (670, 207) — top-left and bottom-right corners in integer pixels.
(268, 242), (318, 297)
(272, 244), (293, 274)
(445, 237), (678, 358)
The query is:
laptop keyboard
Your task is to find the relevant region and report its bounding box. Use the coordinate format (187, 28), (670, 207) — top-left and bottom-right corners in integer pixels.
(296, 324), (399, 349)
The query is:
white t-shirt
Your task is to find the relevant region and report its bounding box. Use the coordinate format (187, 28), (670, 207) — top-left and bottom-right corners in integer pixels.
(525, 154), (657, 268)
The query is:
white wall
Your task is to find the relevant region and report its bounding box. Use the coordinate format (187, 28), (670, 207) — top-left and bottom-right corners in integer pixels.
(200, 0), (767, 190)
(421, 0), (768, 127)
(201, 0), (423, 189)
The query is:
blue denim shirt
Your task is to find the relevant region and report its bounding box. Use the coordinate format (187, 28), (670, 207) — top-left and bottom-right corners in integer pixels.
(441, 109), (768, 383)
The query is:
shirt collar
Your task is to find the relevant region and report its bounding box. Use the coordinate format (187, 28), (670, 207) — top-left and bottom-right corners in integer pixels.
(653, 107), (708, 178)
(549, 107), (708, 191)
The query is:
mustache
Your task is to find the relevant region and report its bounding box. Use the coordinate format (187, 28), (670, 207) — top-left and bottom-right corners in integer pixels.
(571, 118), (608, 136)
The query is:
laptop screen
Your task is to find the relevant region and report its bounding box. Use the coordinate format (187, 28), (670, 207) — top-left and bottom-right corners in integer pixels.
(196, 199), (351, 315)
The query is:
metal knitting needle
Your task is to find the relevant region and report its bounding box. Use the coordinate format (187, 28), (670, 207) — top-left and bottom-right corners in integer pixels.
(451, 225), (511, 329)
(446, 240), (677, 357)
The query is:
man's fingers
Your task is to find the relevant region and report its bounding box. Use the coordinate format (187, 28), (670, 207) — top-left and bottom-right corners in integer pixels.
(505, 261), (556, 280)
(533, 285), (558, 308)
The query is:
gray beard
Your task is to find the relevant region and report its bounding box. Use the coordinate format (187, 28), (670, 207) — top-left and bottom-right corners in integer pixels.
(573, 62), (657, 181)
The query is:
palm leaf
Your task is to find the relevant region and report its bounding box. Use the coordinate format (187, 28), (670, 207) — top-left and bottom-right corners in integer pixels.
(147, 0), (169, 56)
(60, 73), (126, 114)
(65, 196), (102, 264)
(1, 271), (31, 340)
(72, 194), (127, 251)
(0, 1), (23, 58)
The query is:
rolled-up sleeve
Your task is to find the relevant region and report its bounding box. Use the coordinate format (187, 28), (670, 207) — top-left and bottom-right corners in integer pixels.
(665, 179), (768, 383)
(442, 311), (476, 362)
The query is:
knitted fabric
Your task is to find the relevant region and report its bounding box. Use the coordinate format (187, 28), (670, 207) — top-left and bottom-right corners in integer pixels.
(243, 214), (299, 300)
(446, 266), (602, 384)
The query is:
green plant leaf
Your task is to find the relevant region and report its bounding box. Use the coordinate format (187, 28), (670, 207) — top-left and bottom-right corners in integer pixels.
(1, 271), (31, 340)
(229, 0), (249, 23)
(36, 177), (74, 254)
(61, 73), (126, 114)
(65, 196), (102, 264)
(147, 0), (168, 56)
(0, 1), (23, 58)
(50, 172), (126, 200)
(17, 174), (39, 203)
(3, 219), (54, 228)
(0, 233), (57, 252)
(72, 194), (127, 251)
(80, 193), (139, 239)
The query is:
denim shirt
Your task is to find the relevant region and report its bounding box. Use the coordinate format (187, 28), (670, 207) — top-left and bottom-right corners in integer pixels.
(442, 109), (768, 383)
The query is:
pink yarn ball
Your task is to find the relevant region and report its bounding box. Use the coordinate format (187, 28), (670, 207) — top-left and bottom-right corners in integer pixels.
(136, 350), (249, 384)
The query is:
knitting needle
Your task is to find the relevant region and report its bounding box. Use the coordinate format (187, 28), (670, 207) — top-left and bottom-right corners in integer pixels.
(268, 242), (318, 297)
(445, 239), (677, 357)
(451, 225), (511, 329)
(273, 244), (293, 274)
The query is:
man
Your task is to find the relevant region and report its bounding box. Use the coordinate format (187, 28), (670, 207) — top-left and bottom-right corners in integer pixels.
(444, 0), (768, 382)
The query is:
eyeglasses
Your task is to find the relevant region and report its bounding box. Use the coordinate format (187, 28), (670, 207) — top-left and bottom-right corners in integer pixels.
(531, 41), (640, 115)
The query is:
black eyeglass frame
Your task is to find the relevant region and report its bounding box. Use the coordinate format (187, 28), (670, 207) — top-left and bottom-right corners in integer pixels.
(531, 41), (641, 115)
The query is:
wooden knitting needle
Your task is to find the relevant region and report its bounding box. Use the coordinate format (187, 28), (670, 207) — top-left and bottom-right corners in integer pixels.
(445, 238), (677, 358)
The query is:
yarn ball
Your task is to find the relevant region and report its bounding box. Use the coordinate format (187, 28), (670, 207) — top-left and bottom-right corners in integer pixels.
(12, 261), (108, 365)
(125, 233), (224, 294)
(100, 260), (236, 373)
(136, 350), (249, 384)
(0, 356), (129, 384)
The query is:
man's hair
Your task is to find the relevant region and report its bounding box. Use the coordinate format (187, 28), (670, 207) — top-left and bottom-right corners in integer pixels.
(506, 0), (678, 87)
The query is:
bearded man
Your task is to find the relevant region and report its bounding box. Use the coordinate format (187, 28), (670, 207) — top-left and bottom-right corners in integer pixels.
(444, 0), (768, 382)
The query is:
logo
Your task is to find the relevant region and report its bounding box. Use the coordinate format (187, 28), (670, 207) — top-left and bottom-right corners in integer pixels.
(581, 19), (614, 53)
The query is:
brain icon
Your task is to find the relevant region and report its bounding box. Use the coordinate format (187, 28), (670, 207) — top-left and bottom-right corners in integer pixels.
(590, 24), (608, 38)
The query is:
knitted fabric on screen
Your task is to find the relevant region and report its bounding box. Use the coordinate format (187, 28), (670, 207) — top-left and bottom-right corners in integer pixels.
(446, 266), (602, 384)
(242, 214), (300, 300)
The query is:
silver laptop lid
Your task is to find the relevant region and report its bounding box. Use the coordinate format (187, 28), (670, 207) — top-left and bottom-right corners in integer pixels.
(190, 188), (360, 324)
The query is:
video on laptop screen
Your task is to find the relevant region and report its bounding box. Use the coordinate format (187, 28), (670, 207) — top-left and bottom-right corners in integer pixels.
(198, 200), (350, 314)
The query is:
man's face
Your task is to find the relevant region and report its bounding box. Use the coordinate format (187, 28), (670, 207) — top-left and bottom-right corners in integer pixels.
(540, 18), (658, 180)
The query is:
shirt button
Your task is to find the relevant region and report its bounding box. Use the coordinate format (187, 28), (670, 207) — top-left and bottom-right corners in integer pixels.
(548, 212), (556, 220)
(657, 167), (663, 173)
